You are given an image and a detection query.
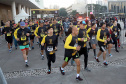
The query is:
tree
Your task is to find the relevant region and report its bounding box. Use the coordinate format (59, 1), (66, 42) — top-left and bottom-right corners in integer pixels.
(59, 8), (67, 17)
(70, 10), (79, 16)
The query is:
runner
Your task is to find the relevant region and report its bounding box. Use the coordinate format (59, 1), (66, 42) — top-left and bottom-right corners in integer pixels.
(78, 21), (91, 72)
(60, 26), (83, 81)
(34, 20), (47, 60)
(44, 20), (50, 33)
(51, 19), (61, 50)
(86, 20), (92, 51)
(87, 23), (98, 57)
(29, 21), (35, 49)
(14, 22), (31, 67)
(41, 26), (58, 74)
(96, 22), (110, 66)
(33, 20), (39, 45)
(111, 21), (120, 52)
(12, 24), (18, 49)
(3, 22), (13, 53)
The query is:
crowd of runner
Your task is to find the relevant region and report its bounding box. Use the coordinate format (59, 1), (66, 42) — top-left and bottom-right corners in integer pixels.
(0, 15), (124, 81)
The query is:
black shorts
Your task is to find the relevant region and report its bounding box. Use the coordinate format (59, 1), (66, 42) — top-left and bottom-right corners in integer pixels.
(46, 54), (56, 63)
(64, 52), (79, 62)
(30, 35), (35, 40)
(98, 44), (106, 52)
(78, 47), (88, 56)
(41, 45), (44, 50)
(6, 37), (13, 43)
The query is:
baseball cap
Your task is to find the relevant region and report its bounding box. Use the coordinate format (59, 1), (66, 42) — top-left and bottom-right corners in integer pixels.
(20, 22), (25, 26)
(80, 21), (86, 25)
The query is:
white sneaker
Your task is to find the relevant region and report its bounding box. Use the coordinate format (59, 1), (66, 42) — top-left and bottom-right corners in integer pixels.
(29, 47), (31, 50)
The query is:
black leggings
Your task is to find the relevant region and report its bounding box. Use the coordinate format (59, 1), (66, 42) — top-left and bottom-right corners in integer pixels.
(78, 47), (88, 68)
(46, 54), (56, 70)
(112, 37), (118, 50)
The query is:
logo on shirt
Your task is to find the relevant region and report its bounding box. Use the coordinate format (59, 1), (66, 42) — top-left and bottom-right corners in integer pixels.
(49, 39), (53, 44)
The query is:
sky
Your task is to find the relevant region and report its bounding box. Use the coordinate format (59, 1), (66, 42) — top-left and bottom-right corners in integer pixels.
(43, 0), (97, 8)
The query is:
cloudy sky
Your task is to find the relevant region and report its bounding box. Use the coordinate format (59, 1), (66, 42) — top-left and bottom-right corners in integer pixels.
(43, 0), (97, 8)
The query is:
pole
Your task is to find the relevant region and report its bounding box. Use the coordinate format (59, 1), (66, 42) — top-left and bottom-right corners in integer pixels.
(87, 6), (88, 17)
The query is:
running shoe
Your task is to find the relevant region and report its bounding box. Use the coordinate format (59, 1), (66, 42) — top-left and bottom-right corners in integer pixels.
(32, 47), (34, 49)
(84, 67), (91, 72)
(29, 47), (31, 50)
(76, 76), (83, 81)
(41, 54), (44, 60)
(95, 58), (100, 62)
(115, 49), (119, 53)
(47, 70), (51, 74)
(60, 67), (65, 75)
(9, 49), (11, 53)
(25, 63), (29, 67)
(109, 54), (113, 57)
(103, 62), (108, 66)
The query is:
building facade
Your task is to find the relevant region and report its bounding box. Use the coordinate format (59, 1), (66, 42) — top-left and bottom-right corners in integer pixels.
(66, 2), (87, 15)
(0, 0), (41, 24)
(108, 0), (126, 14)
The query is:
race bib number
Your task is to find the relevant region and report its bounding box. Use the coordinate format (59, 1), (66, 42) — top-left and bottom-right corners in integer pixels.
(7, 33), (11, 36)
(92, 36), (95, 39)
(40, 33), (45, 37)
(47, 46), (53, 51)
(21, 36), (26, 41)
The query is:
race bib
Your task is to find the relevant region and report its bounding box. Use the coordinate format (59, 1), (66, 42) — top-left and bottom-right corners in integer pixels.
(40, 33), (45, 37)
(92, 36), (95, 39)
(74, 43), (78, 47)
(21, 36), (26, 41)
(47, 46), (53, 51)
(7, 33), (11, 36)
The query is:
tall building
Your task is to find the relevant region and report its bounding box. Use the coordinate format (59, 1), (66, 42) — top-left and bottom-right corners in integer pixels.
(108, 0), (126, 14)
(0, 0), (41, 23)
(36, 0), (44, 9)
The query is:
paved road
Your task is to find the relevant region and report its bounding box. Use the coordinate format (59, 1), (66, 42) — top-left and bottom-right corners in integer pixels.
(0, 21), (126, 84)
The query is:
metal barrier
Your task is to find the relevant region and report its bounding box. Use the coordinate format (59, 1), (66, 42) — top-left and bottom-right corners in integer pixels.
(0, 68), (7, 84)
(120, 28), (126, 49)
